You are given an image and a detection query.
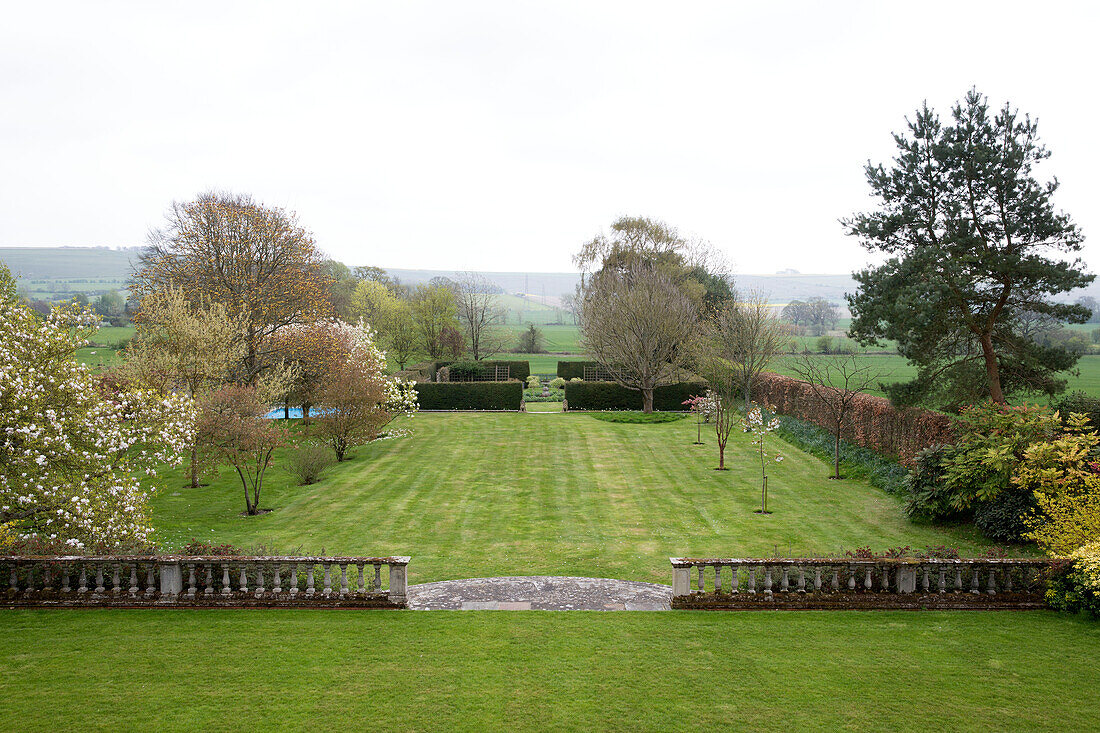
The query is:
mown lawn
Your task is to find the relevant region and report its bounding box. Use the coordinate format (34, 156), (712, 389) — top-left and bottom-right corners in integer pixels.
(151, 412), (991, 584)
(0, 609), (1097, 732)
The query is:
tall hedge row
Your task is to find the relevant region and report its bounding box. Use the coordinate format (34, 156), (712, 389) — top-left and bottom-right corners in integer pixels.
(564, 381), (707, 411)
(432, 361), (531, 382)
(556, 361), (598, 380)
(753, 371), (955, 464)
(414, 381), (524, 411)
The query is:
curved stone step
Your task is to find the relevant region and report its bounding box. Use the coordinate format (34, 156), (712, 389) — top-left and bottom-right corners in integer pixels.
(406, 576), (671, 610)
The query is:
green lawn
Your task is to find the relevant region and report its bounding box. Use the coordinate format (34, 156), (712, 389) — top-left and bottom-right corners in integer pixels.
(1, 609), (1097, 732)
(151, 412), (991, 584)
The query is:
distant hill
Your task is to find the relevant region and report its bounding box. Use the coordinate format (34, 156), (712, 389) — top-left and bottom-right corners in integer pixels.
(4, 247), (1099, 307)
(0, 247), (142, 280)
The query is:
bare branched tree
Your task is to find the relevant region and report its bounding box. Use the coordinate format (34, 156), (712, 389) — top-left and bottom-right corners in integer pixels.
(711, 292), (789, 412)
(790, 354), (883, 479)
(580, 261), (698, 412)
(455, 273), (507, 361)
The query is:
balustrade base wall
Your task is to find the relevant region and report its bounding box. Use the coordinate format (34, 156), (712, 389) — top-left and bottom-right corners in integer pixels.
(1, 592), (405, 610)
(672, 591), (1047, 611)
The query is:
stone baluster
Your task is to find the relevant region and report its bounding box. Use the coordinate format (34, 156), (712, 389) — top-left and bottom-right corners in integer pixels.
(9, 567), (17, 593)
(255, 565), (265, 597)
(921, 567), (930, 593)
(78, 565), (88, 594)
(145, 564), (156, 597)
(306, 564), (316, 596)
(374, 564), (382, 591)
(239, 566), (248, 594)
(938, 567), (946, 593)
(955, 567), (963, 591)
(863, 567), (872, 590)
(970, 568), (980, 595)
(764, 566), (773, 594)
(797, 567), (806, 593)
(340, 564), (349, 596)
(95, 565), (105, 594)
(830, 568), (839, 591)
(697, 565), (705, 593)
(221, 564), (232, 596)
(848, 566), (857, 590)
(128, 564), (138, 596)
(186, 564), (196, 599)
(1004, 566), (1013, 593)
(356, 563), (366, 595)
(323, 563), (333, 597)
(880, 566), (889, 593)
(61, 564), (71, 593)
(273, 565), (282, 595)
(290, 564), (300, 596)
(25, 566), (36, 596)
(714, 566), (722, 593)
(112, 563), (121, 595)
(747, 566), (756, 594)
(812, 567), (821, 592)
(204, 565), (214, 596)
(731, 566), (739, 594)
(780, 567), (789, 592)
(986, 567), (997, 595)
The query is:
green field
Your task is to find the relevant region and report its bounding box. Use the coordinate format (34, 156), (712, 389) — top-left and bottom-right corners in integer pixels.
(772, 353), (1100, 402)
(150, 412), (991, 583)
(1, 609), (1097, 732)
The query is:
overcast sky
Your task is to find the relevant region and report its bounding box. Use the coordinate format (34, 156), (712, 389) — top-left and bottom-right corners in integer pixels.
(2, 1), (1097, 275)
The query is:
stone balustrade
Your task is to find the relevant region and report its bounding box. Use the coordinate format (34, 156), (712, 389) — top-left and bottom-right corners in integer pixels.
(0, 555), (410, 609)
(670, 557), (1053, 610)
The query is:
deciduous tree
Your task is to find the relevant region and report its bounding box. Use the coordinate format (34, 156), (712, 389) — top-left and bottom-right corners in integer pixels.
(134, 191), (333, 381)
(579, 260), (697, 413)
(455, 273), (507, 361)
(789, 354), (882, 479)
(314, 325), (418, 461)
(196, 384), (287, 516)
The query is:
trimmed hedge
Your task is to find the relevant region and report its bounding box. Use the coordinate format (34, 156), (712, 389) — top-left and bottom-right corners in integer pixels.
(564, 381), (707, 411)
(414, 381), (523, 411)
(753, 371), (955, 465)
(433, 360), (531, 382)
(557, 361), (598, 380)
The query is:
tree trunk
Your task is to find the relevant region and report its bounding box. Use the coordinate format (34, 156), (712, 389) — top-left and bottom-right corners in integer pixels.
(718, 439), (726, 469)
(642, 388), (654, 413)
(979, 331), (1005, 404)
(834, 432), (841, 480)
(744, 377), (752, 413)
(190, 445), (199, 488)
(303, 403), (311, 424)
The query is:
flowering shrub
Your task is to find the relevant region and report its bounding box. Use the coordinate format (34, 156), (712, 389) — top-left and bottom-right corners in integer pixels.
(753, 371), (955, 464)
(0, 265), (195, 552)
(314, 323), (418, 461)
(288, 443), (336, 485)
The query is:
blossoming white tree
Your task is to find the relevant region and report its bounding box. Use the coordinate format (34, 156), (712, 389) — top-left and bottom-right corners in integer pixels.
(0, 265), (195, 551)
(743, 403), (784, 514)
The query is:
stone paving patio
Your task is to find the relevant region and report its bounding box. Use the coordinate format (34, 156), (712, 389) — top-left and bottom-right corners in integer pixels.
(406, 576), (672, 610)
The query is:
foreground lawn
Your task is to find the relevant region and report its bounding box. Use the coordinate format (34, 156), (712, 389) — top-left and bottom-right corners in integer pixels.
(1, 609), (1097, 732)
(152, 412), (990, 584)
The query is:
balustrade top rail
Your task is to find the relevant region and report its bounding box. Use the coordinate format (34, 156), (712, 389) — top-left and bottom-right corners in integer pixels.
(0, 555), (410, 564)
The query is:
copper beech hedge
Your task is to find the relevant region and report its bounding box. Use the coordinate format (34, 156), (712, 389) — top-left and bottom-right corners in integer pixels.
(753, 372), (955, 464)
